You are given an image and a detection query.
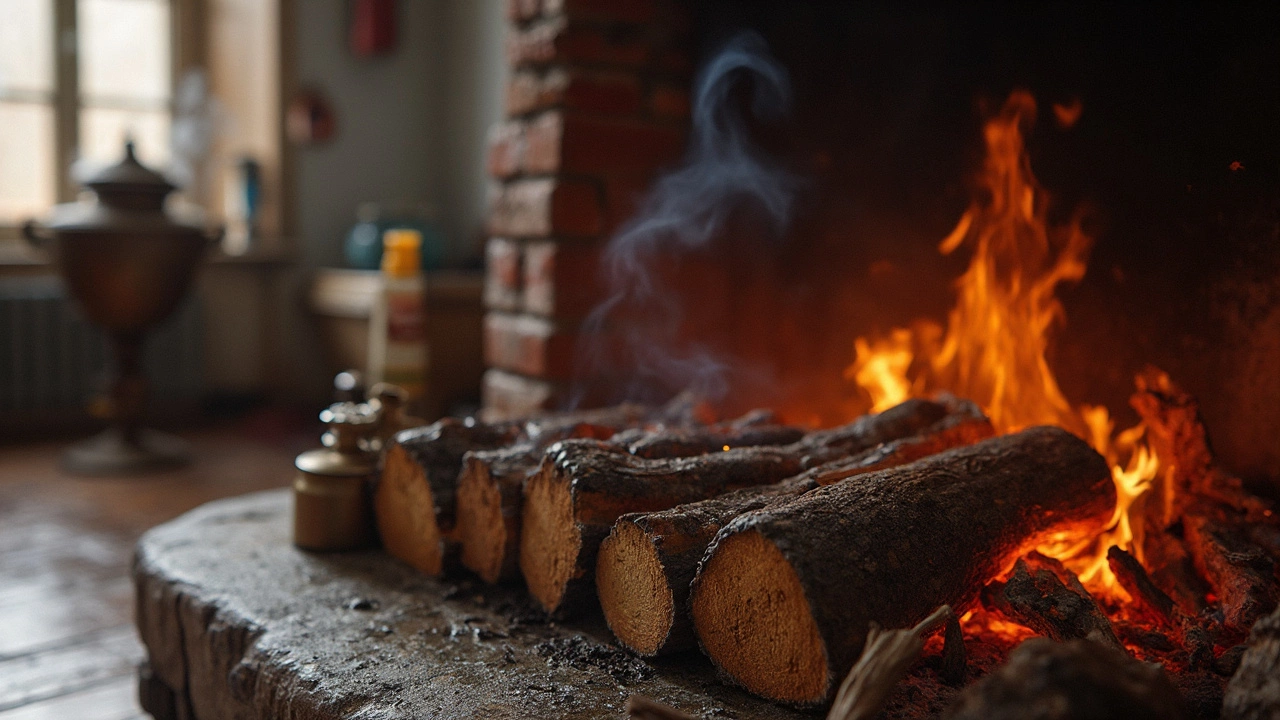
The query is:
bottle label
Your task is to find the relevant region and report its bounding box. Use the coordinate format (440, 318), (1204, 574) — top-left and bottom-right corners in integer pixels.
(386, 292), (425, 343)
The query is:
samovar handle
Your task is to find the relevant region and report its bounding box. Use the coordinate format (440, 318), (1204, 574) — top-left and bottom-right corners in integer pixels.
(21, 221), (54, 249)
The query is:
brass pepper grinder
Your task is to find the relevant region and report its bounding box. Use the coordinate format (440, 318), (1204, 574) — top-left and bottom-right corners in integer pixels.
(293, 402), (378, 551)
(368, 382), (425, 449)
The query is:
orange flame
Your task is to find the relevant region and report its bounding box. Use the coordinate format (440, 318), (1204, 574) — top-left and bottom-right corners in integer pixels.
(846, 91), (1159, 596)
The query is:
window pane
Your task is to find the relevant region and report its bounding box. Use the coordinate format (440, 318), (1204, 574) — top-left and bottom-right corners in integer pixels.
(80, 106), (170, 169)
(78, 0), (171, 104)
(0, 0), (54, 94)
(0, 102), (56, 223)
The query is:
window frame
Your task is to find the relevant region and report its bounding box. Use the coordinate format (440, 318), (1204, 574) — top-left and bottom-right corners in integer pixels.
(0, 0), (192, 245)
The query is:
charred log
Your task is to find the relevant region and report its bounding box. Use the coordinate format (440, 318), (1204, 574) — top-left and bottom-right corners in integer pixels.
(1221, 605), (1280, 720)
(942, 638), (1189, 720)
(986, 556), (1122, 649)
(520, 398), (965, 616)
(688, 427), (1116, 706)
(1107, 545), (1214, 668)
(595, 406), (993, 656)
(1185, 515), (1279, 633)
(824, 606), (952, 720)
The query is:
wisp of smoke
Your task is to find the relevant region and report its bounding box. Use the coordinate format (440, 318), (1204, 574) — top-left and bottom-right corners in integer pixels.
(571, 31), (799, 407)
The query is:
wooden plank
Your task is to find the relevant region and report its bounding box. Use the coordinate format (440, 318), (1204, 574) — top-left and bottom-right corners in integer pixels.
(0, 677), (139, 720)
(0, 577), (133, 659)
(0, 627), (142, 712)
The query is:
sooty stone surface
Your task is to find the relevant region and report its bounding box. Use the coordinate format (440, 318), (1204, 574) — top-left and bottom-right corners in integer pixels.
(133, 489), (812, 719)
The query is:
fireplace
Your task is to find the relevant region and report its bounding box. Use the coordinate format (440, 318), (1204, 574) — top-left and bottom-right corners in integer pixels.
(482, 0), (1280, 483)
(467, 2), (1280, 716)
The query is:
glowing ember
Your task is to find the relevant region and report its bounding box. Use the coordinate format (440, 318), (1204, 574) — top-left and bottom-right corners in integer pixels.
(846, 91), (1160, 596)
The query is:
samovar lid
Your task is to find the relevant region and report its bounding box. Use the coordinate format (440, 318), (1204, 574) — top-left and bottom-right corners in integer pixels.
(83, 140), (176, 198)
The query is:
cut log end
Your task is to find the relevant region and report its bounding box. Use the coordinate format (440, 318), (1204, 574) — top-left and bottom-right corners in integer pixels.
(374, 443), (443, 576)
(520, 466), (579, 612)
(597, 521), (674, 656)
(455, 457), (506, 584)
(690, 529), (829, 705)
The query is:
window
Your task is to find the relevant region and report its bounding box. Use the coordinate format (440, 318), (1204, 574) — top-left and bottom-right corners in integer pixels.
(0, 0), (173, 229)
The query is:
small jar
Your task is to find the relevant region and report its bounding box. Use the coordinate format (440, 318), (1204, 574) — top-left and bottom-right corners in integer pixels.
(293, 403), (378, 551)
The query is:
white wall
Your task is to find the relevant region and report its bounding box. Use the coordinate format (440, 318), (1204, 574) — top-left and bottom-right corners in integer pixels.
(292, 0), (507, 268)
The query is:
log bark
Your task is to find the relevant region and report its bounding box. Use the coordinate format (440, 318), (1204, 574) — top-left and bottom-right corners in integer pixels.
(1222, 605), (1280, 720)
(688, 427), (1116, 706)
(375, 419), (521, 575)
(1185, 515), (1279, 633)
(596, 403), (993, 655)
(1107, 545), (1214, 668)
(520, 398), (963, 616)
(456, 414), (801, 584)
(942, 638), (1188, 720)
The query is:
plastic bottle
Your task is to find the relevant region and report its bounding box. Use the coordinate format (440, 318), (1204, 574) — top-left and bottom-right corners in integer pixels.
(367, 229), (427, 405)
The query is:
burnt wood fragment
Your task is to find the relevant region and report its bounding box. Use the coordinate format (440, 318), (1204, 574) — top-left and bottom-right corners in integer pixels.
(688, 427), (1116, 706)
(990, 556), (1122, 649)
(1108, 545), (1215, 668)
(1222, 605), (1280, 720)
(1185, 515), (1279, 633)
(825, 606), (952, 720)
(942, 638), (1189, 720)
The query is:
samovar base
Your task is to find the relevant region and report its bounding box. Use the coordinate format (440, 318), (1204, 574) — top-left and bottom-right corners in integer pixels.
(61, 427), (192, 476)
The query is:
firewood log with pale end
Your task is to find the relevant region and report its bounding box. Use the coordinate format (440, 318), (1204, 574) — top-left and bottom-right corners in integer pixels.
(376, 405), (649, 577)
(596, 401), (993, 656)
(941, 638), (1189, 720)
(455, 413), (800, 584)
(374, 419), (521, 575)
(1221, 605), (1280, 720)
(688, 426), (1116, 706)
(520, 397), (959, 616)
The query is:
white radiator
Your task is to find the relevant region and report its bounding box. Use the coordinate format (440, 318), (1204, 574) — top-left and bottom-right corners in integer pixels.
(0, 276), (204, 425)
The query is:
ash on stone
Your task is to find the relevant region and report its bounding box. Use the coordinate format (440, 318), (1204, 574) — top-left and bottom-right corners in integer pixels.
(535, 635), (653, 684)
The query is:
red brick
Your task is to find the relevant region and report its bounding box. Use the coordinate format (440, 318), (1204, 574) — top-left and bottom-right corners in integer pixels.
(555, 24), (650, 67)
(507, 17), (565, 67)
(649, 84), (690, 120)
(563, 71), (644, 115)
(486, 120), (525, 179)
(488, 178), (603, 238)
(559, 115), (685, 175)
(482, 368), (560, 418)
(483, 312), (578, 379)
(484, 238), (523, 311)
(523, 240), (605, 318)
(506, 71), (543, 115)
(522, 112), (562, 175)
(545, 0), (658, 25)
(513, 0), (543, 21)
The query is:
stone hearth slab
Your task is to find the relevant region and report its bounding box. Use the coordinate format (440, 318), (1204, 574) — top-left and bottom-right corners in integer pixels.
(133, 489), (811, 719)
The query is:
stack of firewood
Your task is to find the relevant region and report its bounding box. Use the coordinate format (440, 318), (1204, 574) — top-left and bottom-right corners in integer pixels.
(369, 374), (1280, 717)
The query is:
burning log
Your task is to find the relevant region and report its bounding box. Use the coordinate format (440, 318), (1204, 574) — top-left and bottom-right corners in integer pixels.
(1107, 545), (1214, 668)
(375, 418), (521, 575)
(455, 414), (804, 584)
(376, 405), (649, 576)
(688, 427), (1115, 706)
(1221, 605), (1280, 720)
(941, 638), (1189, 720)
(986, 555), (1122, 649)
(1185, 515), (1279, 634)
(520, 398), (963, 615)
(595, 404), (993, 655)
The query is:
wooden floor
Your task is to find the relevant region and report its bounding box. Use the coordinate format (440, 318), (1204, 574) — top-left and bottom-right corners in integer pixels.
(0, 414), (311, 719)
